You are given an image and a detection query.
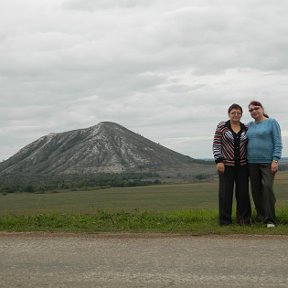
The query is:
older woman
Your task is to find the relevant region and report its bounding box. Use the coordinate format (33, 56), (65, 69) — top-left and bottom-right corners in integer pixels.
(213, 103), (251, 226)
(247, 100), (282, 228)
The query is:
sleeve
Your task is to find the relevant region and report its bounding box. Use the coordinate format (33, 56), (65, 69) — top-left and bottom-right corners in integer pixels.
(213, 122), (224, 163)
(272, 119), (283, 160)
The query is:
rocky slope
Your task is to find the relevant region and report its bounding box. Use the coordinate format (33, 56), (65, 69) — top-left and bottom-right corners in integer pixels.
(0, 122), (213, 176)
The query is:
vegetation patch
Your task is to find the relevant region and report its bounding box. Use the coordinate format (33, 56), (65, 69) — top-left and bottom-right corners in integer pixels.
(1, 209), (288, 235)
(0, 172), (161, 193)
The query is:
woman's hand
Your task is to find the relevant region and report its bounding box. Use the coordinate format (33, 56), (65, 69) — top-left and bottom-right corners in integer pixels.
(216, 162), (225, 174)
(271, 160), (279, 175)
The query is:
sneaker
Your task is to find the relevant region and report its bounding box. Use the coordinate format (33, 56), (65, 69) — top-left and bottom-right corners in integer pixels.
(267, 223), (275, 228)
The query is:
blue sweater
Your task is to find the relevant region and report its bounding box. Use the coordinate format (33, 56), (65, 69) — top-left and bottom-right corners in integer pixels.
(247, 118), (282, 163)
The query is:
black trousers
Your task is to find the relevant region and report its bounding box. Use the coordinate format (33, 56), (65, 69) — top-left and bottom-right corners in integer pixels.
(248, 164), (276, 224)
(218, 165), (251, 225)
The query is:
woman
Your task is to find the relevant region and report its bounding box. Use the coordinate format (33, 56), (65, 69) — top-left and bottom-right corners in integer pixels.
(213, 103), (251, 225)
(247, 100), (282, 228)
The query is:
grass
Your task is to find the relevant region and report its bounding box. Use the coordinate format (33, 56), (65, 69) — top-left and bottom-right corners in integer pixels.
(0, 210), (217, 233)
(1, 209), (288, 235)
(1, 171), (288, 235)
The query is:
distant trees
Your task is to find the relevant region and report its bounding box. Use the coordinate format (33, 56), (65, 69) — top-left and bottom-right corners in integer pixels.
(194, 173), (211, 181)
(0, 172), (160, 194)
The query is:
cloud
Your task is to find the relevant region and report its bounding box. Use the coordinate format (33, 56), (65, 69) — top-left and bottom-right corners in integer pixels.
(62, 0), (154, 10)
(0, 0), (288, 160)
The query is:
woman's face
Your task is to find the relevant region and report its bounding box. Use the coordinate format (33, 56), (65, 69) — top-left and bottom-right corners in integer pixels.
(248, 105), (262, 120)
(229, 109), (242, 122)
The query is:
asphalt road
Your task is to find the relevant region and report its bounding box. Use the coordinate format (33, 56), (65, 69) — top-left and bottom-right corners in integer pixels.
(1, 232), (288, 288)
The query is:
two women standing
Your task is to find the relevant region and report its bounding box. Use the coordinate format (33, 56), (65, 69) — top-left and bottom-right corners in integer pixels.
(213, 101), (282, 227)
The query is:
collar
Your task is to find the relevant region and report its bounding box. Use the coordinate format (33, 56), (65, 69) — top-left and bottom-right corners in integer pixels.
(225, 120), (246, 131)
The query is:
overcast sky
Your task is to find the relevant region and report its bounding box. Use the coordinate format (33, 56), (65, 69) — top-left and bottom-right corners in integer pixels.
(1, 0), (287, 160)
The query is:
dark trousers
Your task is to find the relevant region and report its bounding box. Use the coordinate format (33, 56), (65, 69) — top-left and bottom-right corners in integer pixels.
(218, 165), (251, 225)
(248, 164), (276, 224)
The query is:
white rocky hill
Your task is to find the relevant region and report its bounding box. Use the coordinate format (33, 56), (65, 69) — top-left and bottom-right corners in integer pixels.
(0, 122), (213, 176)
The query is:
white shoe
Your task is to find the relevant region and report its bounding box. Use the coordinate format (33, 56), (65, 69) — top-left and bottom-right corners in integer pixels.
(267, 223), (275, 228)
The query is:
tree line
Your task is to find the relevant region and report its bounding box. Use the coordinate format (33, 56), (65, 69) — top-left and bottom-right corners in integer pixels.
(0, 172), (161, 194)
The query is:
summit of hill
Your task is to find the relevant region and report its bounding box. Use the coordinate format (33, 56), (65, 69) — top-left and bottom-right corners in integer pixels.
(0, 122), (214, 177)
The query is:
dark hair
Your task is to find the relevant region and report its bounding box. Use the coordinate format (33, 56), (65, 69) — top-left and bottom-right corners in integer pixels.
(228, 103), (243, 114)
(248, 100), (263, 108)
(248, 100), (269, 118)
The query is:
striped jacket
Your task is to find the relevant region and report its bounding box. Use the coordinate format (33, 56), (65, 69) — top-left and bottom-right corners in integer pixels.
(213, 121), (248, 166)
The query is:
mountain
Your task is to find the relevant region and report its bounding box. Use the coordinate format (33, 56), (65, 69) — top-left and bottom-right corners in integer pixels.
(0, 122), (214, 176)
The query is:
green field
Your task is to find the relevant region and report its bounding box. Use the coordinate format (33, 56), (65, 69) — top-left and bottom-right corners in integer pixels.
(1, 172), (288, 234)
(0, 183), (217, 215)
(1, 171), (288, 215)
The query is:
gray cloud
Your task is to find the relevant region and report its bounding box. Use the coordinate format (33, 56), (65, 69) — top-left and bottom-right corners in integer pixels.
(0, 0), (288, 160)
(62, 0), (154, 10)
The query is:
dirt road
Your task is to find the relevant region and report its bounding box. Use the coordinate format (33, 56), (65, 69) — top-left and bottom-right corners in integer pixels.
(1, 232), (288, 287)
